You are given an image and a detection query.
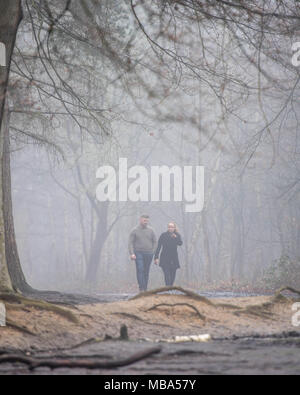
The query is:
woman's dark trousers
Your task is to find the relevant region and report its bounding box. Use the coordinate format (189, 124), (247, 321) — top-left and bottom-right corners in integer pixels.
(162, 266), (177, 286)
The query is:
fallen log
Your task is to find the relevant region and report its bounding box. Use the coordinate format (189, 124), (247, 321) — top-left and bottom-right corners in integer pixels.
(0, 346), (161, 371)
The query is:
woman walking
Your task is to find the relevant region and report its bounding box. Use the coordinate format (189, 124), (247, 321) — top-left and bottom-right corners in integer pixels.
(154, 222), (183, 286)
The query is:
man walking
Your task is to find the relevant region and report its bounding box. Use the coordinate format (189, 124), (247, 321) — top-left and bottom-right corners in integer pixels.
(129, 215), (157, 292)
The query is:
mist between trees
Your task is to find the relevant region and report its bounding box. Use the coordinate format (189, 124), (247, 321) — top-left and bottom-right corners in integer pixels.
(1, 0), (300, 293)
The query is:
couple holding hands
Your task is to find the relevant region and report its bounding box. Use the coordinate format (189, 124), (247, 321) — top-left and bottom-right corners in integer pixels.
(128, 215), (183, 292)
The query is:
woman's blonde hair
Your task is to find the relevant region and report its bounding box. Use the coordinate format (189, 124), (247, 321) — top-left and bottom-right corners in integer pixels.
(168, 222), (179, 232)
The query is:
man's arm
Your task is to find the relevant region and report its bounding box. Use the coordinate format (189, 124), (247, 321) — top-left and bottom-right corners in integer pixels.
(152, 229), (157, 253)
(128, 229), (136, 256)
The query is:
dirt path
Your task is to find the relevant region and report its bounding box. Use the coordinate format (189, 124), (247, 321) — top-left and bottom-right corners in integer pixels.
(1, 336), (300, 375)
(0, 288), (299, 374)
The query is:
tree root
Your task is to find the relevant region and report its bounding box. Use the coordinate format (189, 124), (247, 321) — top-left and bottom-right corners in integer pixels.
(5, 303), (31, 312)
(220, 287), (300, 320)
(0, 346), (161, 371)
(21, 289), (102, 306)
(145, 303), (206, 321)
(130, 286), (214, 306)
(216, 303), (243, 310)
(6, 319), (36, 336)
(233, 305), (275, 320)
(0, 293), (79, 324)
(111, 312), (173, 328)
(272, 287), (300, 302)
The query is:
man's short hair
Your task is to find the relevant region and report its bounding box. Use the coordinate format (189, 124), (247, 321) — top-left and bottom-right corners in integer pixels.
(141, 214), (149, 219)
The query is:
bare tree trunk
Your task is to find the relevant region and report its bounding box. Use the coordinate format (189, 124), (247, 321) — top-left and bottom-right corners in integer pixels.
(0, 0), (22, 130)
(85, 214), (107, 287)
(2, 109), (34, 292)
(0, 0), (22, 292)
(202, 210), (212, 283)
(0, 110), (12, 291)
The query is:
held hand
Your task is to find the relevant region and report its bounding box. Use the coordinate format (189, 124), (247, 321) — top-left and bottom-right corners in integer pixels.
(171, 233), (177, 238)
(131, 254), (136, 261)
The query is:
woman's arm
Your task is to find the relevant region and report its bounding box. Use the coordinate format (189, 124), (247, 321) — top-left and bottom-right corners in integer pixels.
(154, 234), (163, 260)
(175, 233), (183, 246)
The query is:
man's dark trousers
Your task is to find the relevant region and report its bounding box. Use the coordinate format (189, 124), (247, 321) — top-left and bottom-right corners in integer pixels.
(135, 251), (153, 291)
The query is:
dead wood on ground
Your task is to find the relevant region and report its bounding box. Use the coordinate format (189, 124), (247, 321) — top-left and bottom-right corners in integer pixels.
(0, 346), (161, 370)
(145, 303), (206, 321)
(111, 312), (174, 328)
(130, 286), (214, 306)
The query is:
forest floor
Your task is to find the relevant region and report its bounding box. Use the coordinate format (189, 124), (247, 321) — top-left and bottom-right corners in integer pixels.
(0, 287), (300, 375)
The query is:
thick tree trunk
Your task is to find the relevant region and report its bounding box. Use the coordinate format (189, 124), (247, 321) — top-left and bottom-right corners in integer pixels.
(0, 0), (22, 130)
(0, 0), (23, 292)
(3, 110), (34, 293)
(0, 110), (12, 292)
